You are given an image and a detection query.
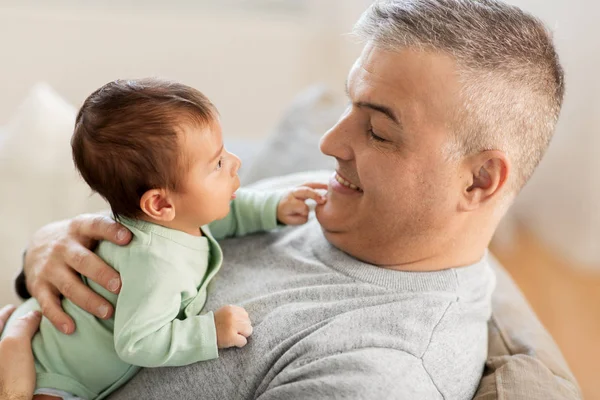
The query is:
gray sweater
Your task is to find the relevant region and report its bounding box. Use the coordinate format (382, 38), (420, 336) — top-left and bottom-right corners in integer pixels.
(109, 220), (495, 400)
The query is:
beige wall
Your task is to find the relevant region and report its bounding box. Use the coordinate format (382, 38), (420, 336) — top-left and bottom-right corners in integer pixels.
(0, 0), (369, 139)
(503, 0), (600, 267)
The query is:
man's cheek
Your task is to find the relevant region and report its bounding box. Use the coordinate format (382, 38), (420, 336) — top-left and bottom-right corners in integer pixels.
(373, 177), (411, 208)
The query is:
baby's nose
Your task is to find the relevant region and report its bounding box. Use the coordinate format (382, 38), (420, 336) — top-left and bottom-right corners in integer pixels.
(230, 153), (242, 176)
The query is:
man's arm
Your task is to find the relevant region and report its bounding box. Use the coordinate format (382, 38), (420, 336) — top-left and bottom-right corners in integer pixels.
(19, 214), (132, 334)
(256, 348), (443, 400)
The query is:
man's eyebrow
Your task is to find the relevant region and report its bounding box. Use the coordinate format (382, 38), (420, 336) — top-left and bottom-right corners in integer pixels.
(358, 102), (400, 125)
(344, 79), (400, 125)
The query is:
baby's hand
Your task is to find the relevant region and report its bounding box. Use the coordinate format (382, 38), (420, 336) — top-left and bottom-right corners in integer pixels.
(214, 305), (253, 349)
(277, 182), (328, 225)
(277, 182), (327, 225)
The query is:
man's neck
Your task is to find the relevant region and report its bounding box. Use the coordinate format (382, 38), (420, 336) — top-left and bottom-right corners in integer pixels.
(321, 226), (492, 272)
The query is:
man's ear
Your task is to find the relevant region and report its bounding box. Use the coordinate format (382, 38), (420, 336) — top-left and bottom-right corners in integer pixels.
(459, 150), (510, 211)
(140, 189), (176, 221)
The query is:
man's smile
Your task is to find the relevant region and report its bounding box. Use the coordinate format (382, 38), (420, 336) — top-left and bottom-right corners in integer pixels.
(330, 171), (363, 194)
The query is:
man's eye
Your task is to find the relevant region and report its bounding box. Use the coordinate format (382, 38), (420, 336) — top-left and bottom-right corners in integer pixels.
(368, 128), (386, 142)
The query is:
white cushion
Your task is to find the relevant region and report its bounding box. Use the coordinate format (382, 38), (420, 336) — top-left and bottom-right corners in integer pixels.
(0, 83), (107, 305)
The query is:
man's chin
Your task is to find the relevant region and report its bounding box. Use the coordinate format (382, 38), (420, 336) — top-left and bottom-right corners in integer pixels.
(315, 209), (358, 257)
(314, 201), (352, 233)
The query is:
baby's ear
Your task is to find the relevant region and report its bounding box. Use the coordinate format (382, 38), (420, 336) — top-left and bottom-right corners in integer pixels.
(140, 189), (176, 221)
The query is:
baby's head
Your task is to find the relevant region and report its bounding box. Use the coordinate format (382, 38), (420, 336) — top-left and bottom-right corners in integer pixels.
(72, 78), (241, 234)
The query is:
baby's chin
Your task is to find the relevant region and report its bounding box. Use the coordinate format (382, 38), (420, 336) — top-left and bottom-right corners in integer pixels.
(210, 204), (232, 223)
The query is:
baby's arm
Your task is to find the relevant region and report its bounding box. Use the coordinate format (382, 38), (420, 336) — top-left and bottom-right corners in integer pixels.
(113, 247), (218, 367)
(209, 184), (327, 240)
(208, 189), (283, 239)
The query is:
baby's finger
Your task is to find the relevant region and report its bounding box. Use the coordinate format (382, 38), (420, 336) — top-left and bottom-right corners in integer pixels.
(287, 198), (310, 213)
(234, 334), (248, 348)
(292, 187), (327, 203)
(284, 214), (310, 226)
(238, 322), (253, 337)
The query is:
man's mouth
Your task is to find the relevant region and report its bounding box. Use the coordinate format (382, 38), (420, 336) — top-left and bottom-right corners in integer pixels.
(335, 172), (362, 192)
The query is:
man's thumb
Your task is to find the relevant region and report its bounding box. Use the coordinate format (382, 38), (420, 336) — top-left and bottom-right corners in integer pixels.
(5, 311), (42, 340)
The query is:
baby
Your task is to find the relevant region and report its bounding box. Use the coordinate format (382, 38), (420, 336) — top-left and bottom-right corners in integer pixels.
(2, 78), (326, 400)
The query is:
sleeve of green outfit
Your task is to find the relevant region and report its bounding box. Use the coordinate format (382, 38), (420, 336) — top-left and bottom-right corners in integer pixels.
(113, 247), (218, 368)
(208, 188), (284, 240)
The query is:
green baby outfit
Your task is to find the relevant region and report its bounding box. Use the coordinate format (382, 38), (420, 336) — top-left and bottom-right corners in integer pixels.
(2, 189), (282, 399)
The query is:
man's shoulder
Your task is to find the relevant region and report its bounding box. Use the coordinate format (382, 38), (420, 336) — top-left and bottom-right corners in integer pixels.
(419, 262), (494, 399)
(274, 276), (491, 400)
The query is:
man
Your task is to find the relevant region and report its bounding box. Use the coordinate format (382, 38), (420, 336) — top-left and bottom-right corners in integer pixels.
(16, 0), (564, 398)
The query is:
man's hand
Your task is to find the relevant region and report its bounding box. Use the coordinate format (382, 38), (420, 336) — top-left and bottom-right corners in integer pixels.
(214, 305), (253, 349)
(24, 214), (132, 334)
(277, 182), (328, 225)
(0, 305), (42, 400)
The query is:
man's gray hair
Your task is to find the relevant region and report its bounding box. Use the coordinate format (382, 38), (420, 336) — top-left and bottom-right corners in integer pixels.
(354, 0), (565, 192)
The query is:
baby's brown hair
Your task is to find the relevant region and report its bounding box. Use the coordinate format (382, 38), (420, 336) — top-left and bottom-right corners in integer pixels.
(71, 78), (217, 219)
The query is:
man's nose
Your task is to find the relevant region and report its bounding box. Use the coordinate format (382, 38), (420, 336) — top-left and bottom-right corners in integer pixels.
(319, 117), (354, 162)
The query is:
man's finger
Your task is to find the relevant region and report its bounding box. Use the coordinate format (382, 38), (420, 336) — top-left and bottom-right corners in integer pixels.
(2, 310), (42, 341)
(64, 243), (121, 294)
(0, 305), (17, 331)
(53, 269), (114, 321)
(292, 187), (327, 203)
(73, 214), (132, 245)
(37, 288), (74, 334)
(299, 182), (329, 190)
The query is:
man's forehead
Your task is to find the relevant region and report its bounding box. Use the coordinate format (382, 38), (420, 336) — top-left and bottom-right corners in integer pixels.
(351, 45), (448, 91)
(348, 44), (461, 122)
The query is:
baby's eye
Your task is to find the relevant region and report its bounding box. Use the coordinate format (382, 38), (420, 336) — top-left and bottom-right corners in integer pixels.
(216, 157), (223, 170)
